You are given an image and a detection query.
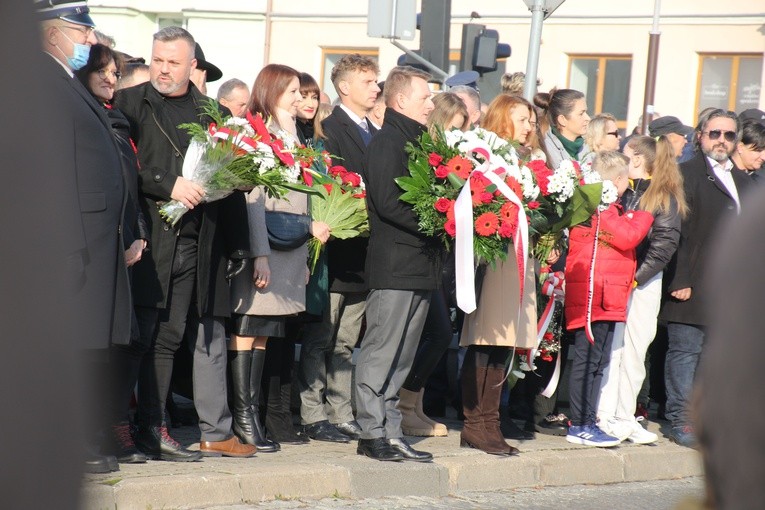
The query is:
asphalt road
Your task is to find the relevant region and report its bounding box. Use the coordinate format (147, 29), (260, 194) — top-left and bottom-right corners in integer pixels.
(202, 477), (704, 510)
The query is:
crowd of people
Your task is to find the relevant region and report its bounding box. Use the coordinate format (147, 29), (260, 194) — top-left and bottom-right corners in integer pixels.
(41, 0), (765, 477)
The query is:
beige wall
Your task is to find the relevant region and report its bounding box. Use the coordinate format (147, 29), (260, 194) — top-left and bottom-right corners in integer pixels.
(90, 1), (765, 124)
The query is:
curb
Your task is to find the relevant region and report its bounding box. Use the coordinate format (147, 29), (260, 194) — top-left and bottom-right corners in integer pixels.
(81, 420), (702, 509)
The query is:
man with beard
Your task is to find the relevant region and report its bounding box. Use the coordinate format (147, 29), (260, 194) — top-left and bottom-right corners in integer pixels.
(660, 109), (752, 448)
(114, 26), (255, 461)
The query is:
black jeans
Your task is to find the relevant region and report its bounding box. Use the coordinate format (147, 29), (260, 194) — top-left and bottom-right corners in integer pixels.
(135, 242), (198, 429)
(568, 322), (617, 427)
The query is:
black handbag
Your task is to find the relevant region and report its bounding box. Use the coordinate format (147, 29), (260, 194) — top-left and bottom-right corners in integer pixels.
(265, 210), (312, 251)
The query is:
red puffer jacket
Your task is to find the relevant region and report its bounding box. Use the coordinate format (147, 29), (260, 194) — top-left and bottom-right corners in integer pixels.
(564, 204), (654, 331)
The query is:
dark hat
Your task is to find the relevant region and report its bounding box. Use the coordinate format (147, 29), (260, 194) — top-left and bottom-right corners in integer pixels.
(739, 108), (765, 126)
(194, 43), (222, 82)
(445, 70), (480, 90)
(35, 0), (95, 27)
(648, 115), (694, 137)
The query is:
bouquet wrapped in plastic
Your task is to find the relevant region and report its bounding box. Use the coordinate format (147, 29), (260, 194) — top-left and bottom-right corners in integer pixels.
(158, 100), (316, 226)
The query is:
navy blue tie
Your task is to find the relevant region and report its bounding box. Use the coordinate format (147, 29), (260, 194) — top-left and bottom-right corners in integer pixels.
(357, 120), (372, 146)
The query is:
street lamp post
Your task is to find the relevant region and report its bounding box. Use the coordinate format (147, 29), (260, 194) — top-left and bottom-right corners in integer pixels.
(640, 0), (662, 135)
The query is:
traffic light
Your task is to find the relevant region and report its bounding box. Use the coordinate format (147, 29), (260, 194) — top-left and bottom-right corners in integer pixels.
(395, 0), (451, 81)
(460, 24), (511, 75)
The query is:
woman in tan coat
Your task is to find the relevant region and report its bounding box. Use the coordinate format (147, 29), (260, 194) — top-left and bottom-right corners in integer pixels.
(459, 94), (539, 456)
(229, 64), (329, 449)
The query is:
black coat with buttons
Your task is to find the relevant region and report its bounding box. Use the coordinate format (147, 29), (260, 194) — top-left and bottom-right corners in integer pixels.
(114, 82), (249, 317)
(660, 153), (753, 326)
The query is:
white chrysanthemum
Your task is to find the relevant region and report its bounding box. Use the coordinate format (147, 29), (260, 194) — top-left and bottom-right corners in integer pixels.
(600, 180), (618, 208)
(224, 117), (255, 137)
(254, 142), (276, 172)
(547, 166), (577, 202)
(444, 129), (466, 148)
(581, 167), (602, 185)
(282, 163), (301, 184)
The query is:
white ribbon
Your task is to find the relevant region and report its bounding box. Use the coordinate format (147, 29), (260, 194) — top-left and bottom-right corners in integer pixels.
(454, 147), (529, 317)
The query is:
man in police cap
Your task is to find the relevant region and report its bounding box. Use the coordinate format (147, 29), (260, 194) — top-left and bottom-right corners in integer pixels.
(36, 0), (130, 473)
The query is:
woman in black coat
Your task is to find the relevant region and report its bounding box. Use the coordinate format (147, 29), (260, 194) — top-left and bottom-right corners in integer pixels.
(75, 44), (149, 464)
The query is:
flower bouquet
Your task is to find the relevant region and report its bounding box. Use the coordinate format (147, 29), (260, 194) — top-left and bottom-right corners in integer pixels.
(305, 164), (369, 272)
(524, 158), (618, 263)
(397, 127), (544, 314)
(158, 100), (317, 226)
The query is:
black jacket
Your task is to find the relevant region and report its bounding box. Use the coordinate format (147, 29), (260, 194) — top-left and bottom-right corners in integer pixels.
(362, 108), (441, 291)
(46, 56), (131, 348)
(661, 153), (753, 326)
(620, 178), (681, 286)
(114, 82), (250, 317)
(104, 105), (149, 249)
(321, 106), (378, 293)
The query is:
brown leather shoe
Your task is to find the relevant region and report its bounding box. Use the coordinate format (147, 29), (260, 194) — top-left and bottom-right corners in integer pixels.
(200, 436), (257, 458)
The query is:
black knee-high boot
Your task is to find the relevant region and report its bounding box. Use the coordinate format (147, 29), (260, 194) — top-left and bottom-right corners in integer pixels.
(263, 340), (308, 444)
(248, 349), (280, 451)
(228, 350), (279, 452)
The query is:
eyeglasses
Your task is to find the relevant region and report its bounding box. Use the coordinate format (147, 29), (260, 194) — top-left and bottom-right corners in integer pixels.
(704, 130), (736, 142)
(607, 130), (620, 138)
(97, 69), (122, 80)
(58, 25), (96, 37)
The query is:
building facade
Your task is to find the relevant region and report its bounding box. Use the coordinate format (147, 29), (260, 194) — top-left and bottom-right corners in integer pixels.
(92, 0), (764, 130)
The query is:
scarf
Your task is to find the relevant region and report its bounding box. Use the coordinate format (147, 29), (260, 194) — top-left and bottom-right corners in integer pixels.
(552, 126), (584, 160)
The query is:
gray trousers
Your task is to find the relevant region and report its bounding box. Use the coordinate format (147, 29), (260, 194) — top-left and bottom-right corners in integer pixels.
(298, 291), (366, 425)
(355, 289), (431, 440)
(190, 315), (233, 442)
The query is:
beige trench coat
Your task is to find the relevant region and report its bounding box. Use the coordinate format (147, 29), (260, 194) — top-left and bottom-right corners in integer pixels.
(230, 188), (309, 316)
(460, 254), (538, 348)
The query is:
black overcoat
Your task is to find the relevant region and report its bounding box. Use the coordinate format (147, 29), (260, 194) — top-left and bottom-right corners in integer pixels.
(321, 106), (378, 293)
(47, 56), (131, 348)
(114, 82), (249, 318)
(661, 153), (753, 326)
(362, 108), (441, 291)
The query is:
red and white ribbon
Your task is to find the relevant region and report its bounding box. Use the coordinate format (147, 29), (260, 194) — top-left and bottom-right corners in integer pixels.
(455, 156), (529, 316)
(585, 210), (602, 344)
(208, 124), (259, 153)
(532, 268), (565, 398)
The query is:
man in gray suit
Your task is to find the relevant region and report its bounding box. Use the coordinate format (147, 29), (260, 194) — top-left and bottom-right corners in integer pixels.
(355, 66), (438, 462)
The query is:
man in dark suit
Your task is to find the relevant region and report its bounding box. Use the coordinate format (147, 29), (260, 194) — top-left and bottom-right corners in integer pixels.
(297, 54), (380, 443)
(355, 66), (438, 462)
(37, 0), (130, 473)
(661, 109), (751, 448)
(114, 26), (255, 461)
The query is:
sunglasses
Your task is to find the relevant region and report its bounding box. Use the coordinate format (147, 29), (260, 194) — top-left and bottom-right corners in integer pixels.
(704, 130), (736, 142)
(606, 130), (620, 138)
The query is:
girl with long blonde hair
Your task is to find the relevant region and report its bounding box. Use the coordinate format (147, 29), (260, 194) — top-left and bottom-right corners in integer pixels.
(597, 134), (687, 445)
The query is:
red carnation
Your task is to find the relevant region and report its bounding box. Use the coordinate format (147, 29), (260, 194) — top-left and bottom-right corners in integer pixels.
(498, 220), (516, 238)
(541, 352), (554, 362)
(475, 212), (499, 236)
(446, 202), (455, 221)
(434, 197), (452, 213)
(528, 201), (540, 210)
(480, 191), (494, 204)
(434, 165), (450, 179)
(543, 332), (555, 341)
(342, 171), (361, 187)
(328, 165), (347, 177)
(444, 219), (457, 237)
(428, 152), (443, 167)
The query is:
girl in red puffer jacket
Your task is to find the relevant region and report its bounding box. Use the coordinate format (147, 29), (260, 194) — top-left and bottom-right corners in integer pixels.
(564, 151), (654, 447)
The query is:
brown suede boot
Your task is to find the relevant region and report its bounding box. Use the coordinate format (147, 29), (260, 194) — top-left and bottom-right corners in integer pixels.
(484, 366), (519, 456)
(400, 388), (448, 437)
(460, 351), (512, 455)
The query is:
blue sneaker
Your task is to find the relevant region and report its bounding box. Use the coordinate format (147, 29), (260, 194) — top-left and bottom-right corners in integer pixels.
(670, 425), (698, 449)
(566, 424), (621, 447)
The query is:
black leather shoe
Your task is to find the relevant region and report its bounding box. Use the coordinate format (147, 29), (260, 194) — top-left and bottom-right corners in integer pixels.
(356, 438), (404, 462)
(84, 452), (119, 474)
(303, 420), (350, 443)
(135, 425), (202, 462)
(535, 415), (568, 436)
(333, 420), (361, 439)
(386, 438), (433, 462)
(501, 418), (535, 440)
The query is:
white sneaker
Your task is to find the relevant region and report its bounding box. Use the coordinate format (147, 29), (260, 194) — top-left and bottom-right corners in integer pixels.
(599, 417), (632, 442)
(626, 419), (658, 444)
